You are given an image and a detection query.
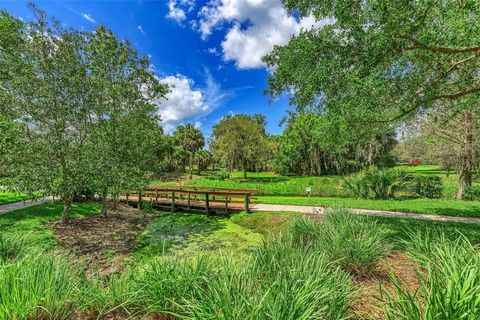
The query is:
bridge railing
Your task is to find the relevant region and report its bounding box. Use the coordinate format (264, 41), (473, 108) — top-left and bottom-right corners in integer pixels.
(120, 186), (257, 214)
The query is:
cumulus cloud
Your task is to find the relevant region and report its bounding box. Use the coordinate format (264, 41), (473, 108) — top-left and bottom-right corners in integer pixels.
(198, 0), (328, 69)
(157, 74), (208, 127)
(81, 13), (95, 23)
(166, 0), (194, 23)
(155, 71), (239, 132)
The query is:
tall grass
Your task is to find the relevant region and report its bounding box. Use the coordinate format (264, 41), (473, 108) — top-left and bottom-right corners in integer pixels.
(0, 234), (28, 261)
(289, 207), (391, 275)
(0, 254), (84, 320)
(85, 239), (355, 319)
(383, 231), (480, 319)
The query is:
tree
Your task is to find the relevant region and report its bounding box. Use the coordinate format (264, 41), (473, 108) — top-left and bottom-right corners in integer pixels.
(195, 150), (213, 175)
(273, 111), (397, 175)
(1, 7), (95, 224)
(264, 0), (480, 195)
(400, 102), (480, 198)
(87, 25), (168, 216)
(1, 6), (168, 222)
(210, 114), (269, 179)
(173, 124), (205, 179)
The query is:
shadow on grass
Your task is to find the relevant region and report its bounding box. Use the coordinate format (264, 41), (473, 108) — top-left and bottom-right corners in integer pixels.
(0, 202), (100, 225)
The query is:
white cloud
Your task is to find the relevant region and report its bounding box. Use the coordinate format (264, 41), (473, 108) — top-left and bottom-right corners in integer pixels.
(194, 121), (202, 129)
(198, 0), (328, 69)
(137, 25), (146, 35)
(81, 13), (95, 23)
(155, 71), (242, 132)
(166, 0), (187, 23)
(206, 47), (220, 56)
(158, 74), (208, 127)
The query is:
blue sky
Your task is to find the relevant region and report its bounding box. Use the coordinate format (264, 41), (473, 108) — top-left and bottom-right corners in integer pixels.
(2, 0), (319, 138)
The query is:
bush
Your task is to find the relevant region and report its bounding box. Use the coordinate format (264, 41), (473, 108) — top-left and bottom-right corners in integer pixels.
(463, 184), (480, 201)
(409, 176), (443, 198)
(342, 166), (409, 199)
(383, 231), (480, 319)
(289, 207), (391, 275)
(205, 170), (230, 180)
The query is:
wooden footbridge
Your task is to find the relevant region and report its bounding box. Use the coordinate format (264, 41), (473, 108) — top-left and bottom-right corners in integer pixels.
(119, 186), (257, 214)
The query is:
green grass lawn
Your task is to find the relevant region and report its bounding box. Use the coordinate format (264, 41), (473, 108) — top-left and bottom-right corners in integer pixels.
(153, 174), (344, 196)
(233, 211), (480, 248)
(0, 202), (100, 250)
(258, 196), (480, 217)
(0, 191), (31, 205)
(153, 164), (461, 198)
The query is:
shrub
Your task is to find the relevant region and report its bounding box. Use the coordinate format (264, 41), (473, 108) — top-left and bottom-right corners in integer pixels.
(342, 167), (409, 199)
(409, 176), (443, 198)
(289, 207), (391, 275)
(383, 231), (480, 319)
(205, 170), (230, 180)
(463, 184), (480, 201)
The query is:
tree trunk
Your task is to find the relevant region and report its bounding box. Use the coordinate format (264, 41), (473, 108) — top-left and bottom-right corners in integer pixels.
(455, 110), (473, 199)
(61, 194), (72, 224)
(101, 186), (108, 217)
(243, 161), (247, 179)
(189, 154), (194, 179)
(112, 193), (118, 210)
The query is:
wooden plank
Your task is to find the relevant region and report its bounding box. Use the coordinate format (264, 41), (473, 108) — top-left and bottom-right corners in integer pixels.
(171, 191), (176, 212)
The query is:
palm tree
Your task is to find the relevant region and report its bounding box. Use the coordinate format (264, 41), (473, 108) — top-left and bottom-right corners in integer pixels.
(174, 124), (205, 179)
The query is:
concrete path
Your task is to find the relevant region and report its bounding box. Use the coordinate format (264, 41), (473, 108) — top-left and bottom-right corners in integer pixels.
(0, 197), (52, 215)
(252, 203), (480, 224)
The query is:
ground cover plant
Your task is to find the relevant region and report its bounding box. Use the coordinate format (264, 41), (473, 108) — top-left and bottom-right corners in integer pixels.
(2, 202), (480, 319)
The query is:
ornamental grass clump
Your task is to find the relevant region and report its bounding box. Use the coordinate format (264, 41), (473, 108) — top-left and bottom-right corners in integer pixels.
(0, 234), (28, 261)
(383, 231), (480, 319)
(178, 238), (355, 320)
(0, 253), (84, 320)
(289, 207), (391, 275)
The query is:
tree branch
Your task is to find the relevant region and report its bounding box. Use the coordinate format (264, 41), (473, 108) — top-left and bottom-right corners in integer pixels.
(399, 35), (480, 54)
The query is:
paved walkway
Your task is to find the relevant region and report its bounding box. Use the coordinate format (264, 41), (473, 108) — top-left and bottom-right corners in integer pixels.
(0, 197), (52, 215)
(1, 198), (480, 224)
(252, 203), (480, 224)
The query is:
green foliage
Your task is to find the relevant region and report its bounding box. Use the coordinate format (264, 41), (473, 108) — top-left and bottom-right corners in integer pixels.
(289, 207), (390, 274)
(259, 195), (480, 218)
(463, 185), (480, 201)
(409, 175), (443, 198)
(0, 254), (84, 320)
(211, 114), (271, 178)
(174, 123), (205, 178)
(0, 234), (28, 261)
(273, 111), (397, 176)
(383, 231), (480, 319)
(342, 167), (409, 199)
(204, 170), (230, 181)
(0, 6), (168, 222)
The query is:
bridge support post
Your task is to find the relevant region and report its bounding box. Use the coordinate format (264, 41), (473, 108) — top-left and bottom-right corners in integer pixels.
(171, 191), (176, 212)
(205, 192), (210, 215)
(244, 193), (250, 213)
(138, 191), (142, 209)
